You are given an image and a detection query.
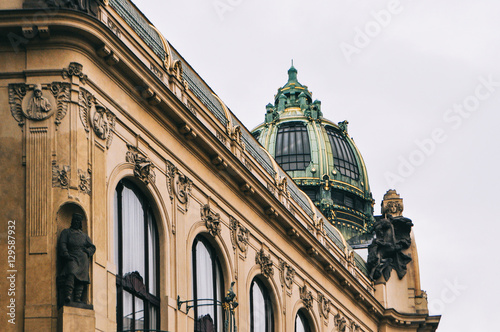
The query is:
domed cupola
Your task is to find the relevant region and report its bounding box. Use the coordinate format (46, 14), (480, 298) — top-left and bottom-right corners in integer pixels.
(252, 65), (374, 241)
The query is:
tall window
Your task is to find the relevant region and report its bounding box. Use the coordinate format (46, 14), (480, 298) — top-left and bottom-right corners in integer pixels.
(275, 122), (311, 171)
(115, 180), (159, 331)
(250, 278), (274, 332)
(295, 310), (311, 332)
(192, 236), (224, 332)
(326, 127), (360, 180)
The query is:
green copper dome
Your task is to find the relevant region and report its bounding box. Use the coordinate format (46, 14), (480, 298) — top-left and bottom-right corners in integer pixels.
(252, 66), (374, 241)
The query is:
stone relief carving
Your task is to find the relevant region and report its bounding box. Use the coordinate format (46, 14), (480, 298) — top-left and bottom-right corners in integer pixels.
(230, 216), (249, 254)
(165, 160), (177, 199)
(299, 284), (313, 311)
(278, 258), (295, 290)
(9, 82), (70, 125)
(366, 215), (413, 281)
(381, 189), (404, 218)
(334, 313), (347, 332)
(165, 160), (192, 206)
(92, 105), (115, 148)
(201, 204), (221, 237)
(351, 321), (362, 332)
(317, 291), (331, 319)
(52, 165), (70, 188)
(125, 144), (156, 185)
(78, 169), (91, 195)
(62, 62), (88, 84)
(255, 249), (274, 279)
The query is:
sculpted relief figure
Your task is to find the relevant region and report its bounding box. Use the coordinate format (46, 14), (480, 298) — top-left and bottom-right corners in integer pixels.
(58, 213), (96, 308)
(27, 84), (52, 120)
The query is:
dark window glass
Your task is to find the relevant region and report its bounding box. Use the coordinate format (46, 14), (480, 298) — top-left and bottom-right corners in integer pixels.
(115, 180), (159, 331)
(345, 195), (354, 208)
(250, 278), (274, 332)
(193, 237), (224, 332)
(299, 187), (317, 202)
(275, 123), (311, 171)
(295, 310), (311, 332)
(326, 127), (360, 180)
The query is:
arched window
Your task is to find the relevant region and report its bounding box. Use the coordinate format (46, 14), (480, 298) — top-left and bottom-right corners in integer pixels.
(115, 180), (159, 331)
(192, 236), (224, 332)
(250, 278), (274, 332)
(295, 310), (311, 332)
(325, 127), (360, 180)
(275, 122), (311, 171)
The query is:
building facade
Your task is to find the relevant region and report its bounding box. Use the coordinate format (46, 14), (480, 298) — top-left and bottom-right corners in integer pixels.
(0, 1), (440, 331)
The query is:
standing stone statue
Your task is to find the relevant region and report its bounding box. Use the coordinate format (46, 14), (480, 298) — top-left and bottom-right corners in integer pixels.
(58, 213), (95, 308)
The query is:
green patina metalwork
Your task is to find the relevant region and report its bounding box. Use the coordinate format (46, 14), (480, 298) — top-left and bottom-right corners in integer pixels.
(253, 65), (375, 241)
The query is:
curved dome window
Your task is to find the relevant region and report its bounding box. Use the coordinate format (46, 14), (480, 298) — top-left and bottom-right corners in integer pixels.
(326, 127), (359, 180)
(275, 123), (311, 171)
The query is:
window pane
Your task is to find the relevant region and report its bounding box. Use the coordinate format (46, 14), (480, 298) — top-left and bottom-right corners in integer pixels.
(123, 291), (133, 330)
(195, 240), (215, 326)
(148, 211), (157, 295)
(326, 127), (360, 180)
(135, 297), (144, 330)
(295, 311), (309, 332)
(275, 123), (311, 171)
(122, 185), (145, 278)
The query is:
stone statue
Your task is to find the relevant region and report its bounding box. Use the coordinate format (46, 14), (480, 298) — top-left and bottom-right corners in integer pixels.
(58, 213), (95, 308)
(27, 84), (52, 120)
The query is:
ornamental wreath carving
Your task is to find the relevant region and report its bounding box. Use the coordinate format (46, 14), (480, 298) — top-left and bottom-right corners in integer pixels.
(125, 144), (156, 185)
(255, 249), (273, 279)
(201, 204), (221, 238)
(230, 216), (249, 254)
(299, 284), (313, 311)
(9, 82), (70, 125)
(317, 291), (331, 319)
(278, 258), (295, 290)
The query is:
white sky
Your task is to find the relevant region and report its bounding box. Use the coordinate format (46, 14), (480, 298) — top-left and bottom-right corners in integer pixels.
(133, 1), (500, 330)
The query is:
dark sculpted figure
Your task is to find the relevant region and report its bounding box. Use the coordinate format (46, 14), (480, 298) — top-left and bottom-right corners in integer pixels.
(58, 213), (96, 307)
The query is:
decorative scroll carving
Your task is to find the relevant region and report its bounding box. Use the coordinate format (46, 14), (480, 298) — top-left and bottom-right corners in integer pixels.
(230, 216), (249, 253)
(256, 249), (273, 279)
(334, 313), (347, 332)
(165, 160), (177, 199)
(366, 215), (413, 281)
(278, 259), (295, 290)
(317, 292), (331, 319)
(52, 165), (70, 188)
(49, 82), (71, 125)
(62, 62), (88, 84)
(79, 88), (94, 132)
(78, 169), (91, 195)
(9, 83), (27, 126)
(201, 204), (221, 237)
(299, 284), (313, 310)
(93, 105), (115, 148)
(126, 144), (155, 185)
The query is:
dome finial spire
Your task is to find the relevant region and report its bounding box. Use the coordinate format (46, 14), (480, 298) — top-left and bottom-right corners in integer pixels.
(288, 60), (298, 83)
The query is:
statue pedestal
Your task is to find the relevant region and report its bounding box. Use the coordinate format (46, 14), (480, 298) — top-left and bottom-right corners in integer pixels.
(58, 306), (95, 332)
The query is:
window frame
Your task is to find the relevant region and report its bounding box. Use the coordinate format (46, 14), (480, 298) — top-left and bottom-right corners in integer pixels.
(275, 122), (311, 171)
(250, 277), (274, 332)
(115, 179), (160, 331)
(325, 127), (360, 180)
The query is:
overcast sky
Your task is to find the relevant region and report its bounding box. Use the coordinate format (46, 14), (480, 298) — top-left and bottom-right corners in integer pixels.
(132, 1), (500, 330)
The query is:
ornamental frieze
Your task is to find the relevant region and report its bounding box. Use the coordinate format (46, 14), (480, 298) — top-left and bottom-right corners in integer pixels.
(125, 144), (156, 185)
(255, 249), (273, 279)
(230, 216), (249, 254)
(201, 204), (221, 238)
(9, 82), (70, 126)
(278, 258), (295, 290)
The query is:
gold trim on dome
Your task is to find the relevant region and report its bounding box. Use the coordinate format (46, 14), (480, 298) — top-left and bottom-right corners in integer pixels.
(310, 122), (324, 176)
(149, 24), (172, 70)
(212, 93), (233, 132)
